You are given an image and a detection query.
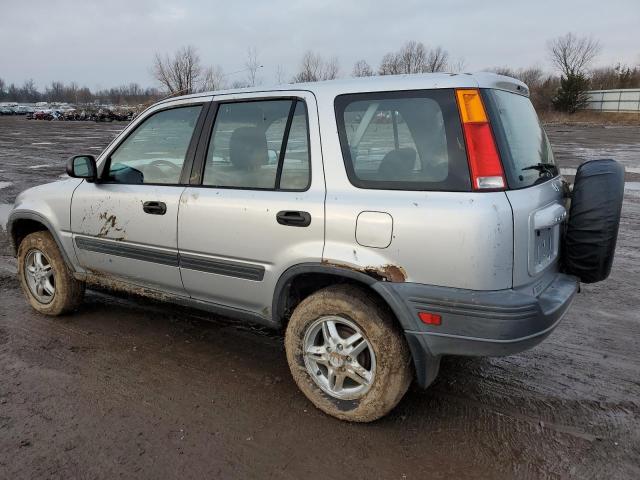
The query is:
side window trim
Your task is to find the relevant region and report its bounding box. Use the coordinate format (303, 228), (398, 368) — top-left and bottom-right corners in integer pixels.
(274, 100), (297, 189)
(190, 96), (311, 192)
(189, 101), (219, 185)
(99, 102), (208, 186)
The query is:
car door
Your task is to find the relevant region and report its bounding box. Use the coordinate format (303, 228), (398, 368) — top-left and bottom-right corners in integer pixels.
(71, 99), (208, 295)
(177, 92), (325, 318)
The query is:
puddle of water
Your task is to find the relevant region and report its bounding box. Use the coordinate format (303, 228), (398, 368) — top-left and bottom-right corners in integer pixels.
(625, 182), (640, 192)
(0, 203), (13, 231)
(0, 181), (13, 190)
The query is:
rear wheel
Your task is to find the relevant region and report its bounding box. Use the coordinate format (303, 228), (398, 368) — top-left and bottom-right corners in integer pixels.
(17, 231), (85, 315)
(285, 284), (412, 422)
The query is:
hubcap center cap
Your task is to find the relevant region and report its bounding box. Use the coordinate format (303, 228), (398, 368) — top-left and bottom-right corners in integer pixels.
(328, 353), (345, 368)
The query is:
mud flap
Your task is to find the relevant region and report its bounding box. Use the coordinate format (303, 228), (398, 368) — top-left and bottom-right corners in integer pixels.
(404, 333), (441, 388)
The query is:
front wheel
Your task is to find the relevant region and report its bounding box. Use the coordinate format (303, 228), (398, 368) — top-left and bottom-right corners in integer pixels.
(285, 285), (412, 422)
(17, 231), (85, 315)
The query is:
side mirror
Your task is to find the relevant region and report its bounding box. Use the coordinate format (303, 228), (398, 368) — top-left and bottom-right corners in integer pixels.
(66, 155), (97, 182)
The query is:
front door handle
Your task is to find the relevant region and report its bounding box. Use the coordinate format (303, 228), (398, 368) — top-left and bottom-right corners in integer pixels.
(276, 210), (311, 227)
(143, 201), (167, 215)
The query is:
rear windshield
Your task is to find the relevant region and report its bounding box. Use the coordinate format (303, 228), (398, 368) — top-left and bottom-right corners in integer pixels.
(482, 89), (557, 189)
(335, 89), (470, 191)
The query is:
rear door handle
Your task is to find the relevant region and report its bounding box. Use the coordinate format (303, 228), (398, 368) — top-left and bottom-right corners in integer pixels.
(276, 210), (311, 227)
(143, 201), (167, 215)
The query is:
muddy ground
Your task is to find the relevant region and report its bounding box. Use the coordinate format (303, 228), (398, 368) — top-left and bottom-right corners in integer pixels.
(0, 116), (639, 479)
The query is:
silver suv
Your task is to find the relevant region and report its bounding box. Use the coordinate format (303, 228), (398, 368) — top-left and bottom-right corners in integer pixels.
(6, 73), (624, 422)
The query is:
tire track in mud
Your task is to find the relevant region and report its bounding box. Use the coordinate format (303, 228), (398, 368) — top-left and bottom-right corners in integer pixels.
(2, 254), (639, 478)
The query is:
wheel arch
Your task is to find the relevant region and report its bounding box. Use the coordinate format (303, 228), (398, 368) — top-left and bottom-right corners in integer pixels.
(273, 263), (404, 329)
(8, 211), (76, 271)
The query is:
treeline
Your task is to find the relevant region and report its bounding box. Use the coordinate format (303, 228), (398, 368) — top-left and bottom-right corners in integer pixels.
(0, 79), (161, 105)
(2, 33), (639, 113)
(151, 35), (639, 114)
(490, 64), (640, 112)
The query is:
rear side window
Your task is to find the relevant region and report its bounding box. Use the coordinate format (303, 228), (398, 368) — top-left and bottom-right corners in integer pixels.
(203, 99), (310, 191)
(335, 89), (470, 191)
(482, 89), (556, 189)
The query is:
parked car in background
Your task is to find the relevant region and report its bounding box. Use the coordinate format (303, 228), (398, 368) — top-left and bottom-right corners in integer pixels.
(5, 73), (625, 422)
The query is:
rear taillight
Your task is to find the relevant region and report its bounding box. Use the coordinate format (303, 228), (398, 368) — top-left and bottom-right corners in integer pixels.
(455, 89), (506, 190)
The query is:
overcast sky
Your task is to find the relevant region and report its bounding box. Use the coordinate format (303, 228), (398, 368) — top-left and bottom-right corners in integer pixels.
(2, 0), (639, 90)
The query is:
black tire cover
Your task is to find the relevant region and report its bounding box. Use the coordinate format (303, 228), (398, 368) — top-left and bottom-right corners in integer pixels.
(564, 159), (625, 283)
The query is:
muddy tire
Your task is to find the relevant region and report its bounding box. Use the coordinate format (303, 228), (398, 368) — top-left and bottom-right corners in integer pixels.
(285, 284), (413, 422)
(17, 231), (85, 315)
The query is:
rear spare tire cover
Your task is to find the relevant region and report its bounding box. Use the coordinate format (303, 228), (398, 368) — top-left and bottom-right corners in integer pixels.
(564, 159), (624, 283)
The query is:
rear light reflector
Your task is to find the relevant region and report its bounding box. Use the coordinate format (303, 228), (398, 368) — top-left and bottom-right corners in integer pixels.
(455, 89), (506, 191)
(418, 312), (442, 326)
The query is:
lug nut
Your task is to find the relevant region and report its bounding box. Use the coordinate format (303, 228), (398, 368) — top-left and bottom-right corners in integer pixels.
(337, 344), (343, 351)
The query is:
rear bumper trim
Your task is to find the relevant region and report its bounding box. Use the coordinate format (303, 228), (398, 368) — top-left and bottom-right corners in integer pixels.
(373, 272), (579, 388)
(405, 313), (564, 344)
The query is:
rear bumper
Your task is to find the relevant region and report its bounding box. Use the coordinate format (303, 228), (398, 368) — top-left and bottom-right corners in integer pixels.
(373, 273), (579, 387)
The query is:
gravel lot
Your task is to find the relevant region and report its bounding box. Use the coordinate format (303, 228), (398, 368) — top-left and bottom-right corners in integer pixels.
(0, 116), (639, 479)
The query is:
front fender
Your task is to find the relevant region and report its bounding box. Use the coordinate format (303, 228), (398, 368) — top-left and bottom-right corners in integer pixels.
(8, 179), (83, 270)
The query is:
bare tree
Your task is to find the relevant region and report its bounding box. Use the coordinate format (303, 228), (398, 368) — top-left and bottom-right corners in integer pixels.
(323, 56), (340, 80)
(516, 67), (545, 88)
(398, 40), (428, 73)
(379, 52), (403, 75)
(275, 64), (288, 84)
(46, 81), (66, 102)
(548, 33), (601, 77)
(201, 65), (227, 92)
(379, 41), (450, 75)
(488, 66), (545, 87)
(293, 52), (320, 82)
(591, 64), (640, 89)
(488, 66), (516, 77)
(426, 46), (449, 72)
(449, 57), (467, 73)
(245, 47), (261, 87)
(292, 51), (340, 83)
(19, 79), (40, 102)
(352, 59), (374, 77)
(153, 45), (202, 95)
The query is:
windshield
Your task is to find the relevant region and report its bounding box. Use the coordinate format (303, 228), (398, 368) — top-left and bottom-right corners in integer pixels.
(482, 89), (556, 189)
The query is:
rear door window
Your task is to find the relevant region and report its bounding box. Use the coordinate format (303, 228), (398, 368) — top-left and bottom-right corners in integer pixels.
(203, 99), (310, 190)
(482, 89), (557, 189)
(335, 89), (470, 191)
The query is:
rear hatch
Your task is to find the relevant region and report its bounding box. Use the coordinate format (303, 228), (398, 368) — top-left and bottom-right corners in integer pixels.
(482, 88), (566, 294)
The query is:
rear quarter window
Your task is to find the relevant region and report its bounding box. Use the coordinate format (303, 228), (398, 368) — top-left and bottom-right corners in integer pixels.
(482, 89), (557, 189)
(335, 89), (470, 191)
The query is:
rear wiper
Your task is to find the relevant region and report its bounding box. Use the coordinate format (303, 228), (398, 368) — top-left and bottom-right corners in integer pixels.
(522, 163), (557, 176)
